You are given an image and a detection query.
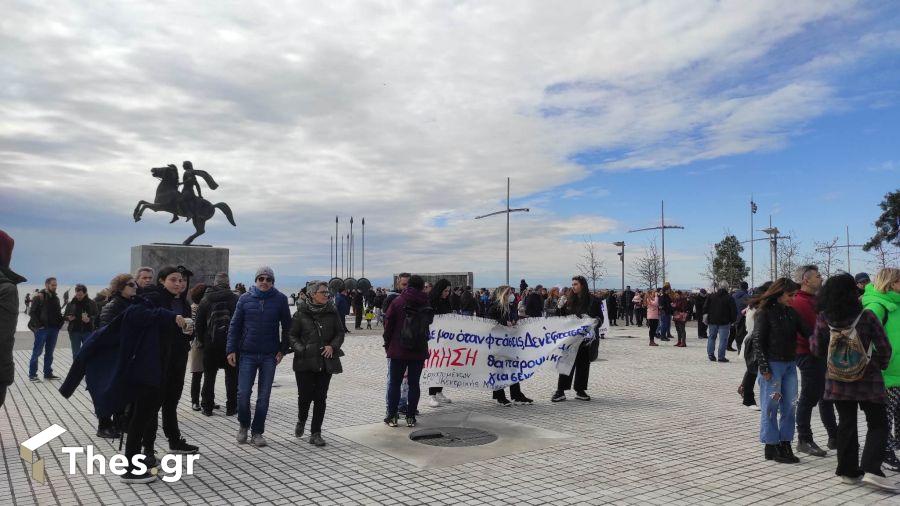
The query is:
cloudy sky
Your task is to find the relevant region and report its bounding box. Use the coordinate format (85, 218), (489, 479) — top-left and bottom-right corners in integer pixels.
(2, 0), (899, 289)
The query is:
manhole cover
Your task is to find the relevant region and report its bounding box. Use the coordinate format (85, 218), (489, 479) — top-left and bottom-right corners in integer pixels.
(409, 427), (498, 447)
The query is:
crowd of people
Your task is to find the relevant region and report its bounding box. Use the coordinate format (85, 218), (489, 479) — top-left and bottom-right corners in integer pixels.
(3, 227), (900, 491)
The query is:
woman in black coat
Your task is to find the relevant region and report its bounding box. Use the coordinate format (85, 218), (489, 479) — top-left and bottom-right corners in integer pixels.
(427, 279), (453, 406)
(489, 286), (533, 406)
(553, 275), (603, 402)
(290, 282), (344, 446)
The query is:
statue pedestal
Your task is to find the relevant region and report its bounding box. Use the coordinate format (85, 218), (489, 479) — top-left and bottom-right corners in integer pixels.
(131, 244), (229, 288)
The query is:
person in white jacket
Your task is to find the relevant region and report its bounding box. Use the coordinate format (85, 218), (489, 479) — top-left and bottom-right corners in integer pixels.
(738, 282), (771, 411)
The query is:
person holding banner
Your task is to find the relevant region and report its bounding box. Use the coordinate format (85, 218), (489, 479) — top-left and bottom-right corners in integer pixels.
(427, 279), (454, 407)
(553, 276), (603, 402)
(489, 286), (533, 406)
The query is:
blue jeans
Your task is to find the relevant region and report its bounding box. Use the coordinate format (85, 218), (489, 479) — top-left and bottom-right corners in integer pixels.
(69, 331), (90, 359)
(29, 327), (60, 378)
(706, 324), (730, 359)
(237, 352), (277, 435)
(385, 358), (409, 414)
(758, 360), (798, 444)
(658, 313), (671, 338)
(387, 359), (424, 418)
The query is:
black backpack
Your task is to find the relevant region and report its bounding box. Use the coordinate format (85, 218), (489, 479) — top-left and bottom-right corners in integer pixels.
(400, 304), (434, 352)
(206, 300), (233, 346)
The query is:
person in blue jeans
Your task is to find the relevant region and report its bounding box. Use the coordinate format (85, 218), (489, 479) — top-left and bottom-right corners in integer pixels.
(226, 266), (291, 448)
(752, 278), (806, 464)
(28, 277), (64, 381)
(702, 285), (737, 363)
(64, 284), (97, 359)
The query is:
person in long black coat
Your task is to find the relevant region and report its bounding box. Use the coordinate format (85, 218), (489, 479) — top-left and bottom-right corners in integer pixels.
(553, 275), (603, 402)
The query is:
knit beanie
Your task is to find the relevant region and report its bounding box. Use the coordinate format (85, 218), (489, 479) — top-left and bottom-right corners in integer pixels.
(255, 266), (275, 281)
(0, 230), (13, 268)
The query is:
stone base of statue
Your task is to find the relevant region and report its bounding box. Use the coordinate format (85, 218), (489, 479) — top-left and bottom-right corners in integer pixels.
(131, 244), (229, 288)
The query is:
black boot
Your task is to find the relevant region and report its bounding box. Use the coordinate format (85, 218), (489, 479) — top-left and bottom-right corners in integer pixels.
(764, 444), (777, 461)
(777, 442), (800, 463)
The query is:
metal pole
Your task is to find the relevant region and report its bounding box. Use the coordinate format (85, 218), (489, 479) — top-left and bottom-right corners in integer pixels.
(661, 201), (666, 285)
(335, 216), (338, 277)
(330, 236), (333, 278)
(620, 243), (625, 292)
(362, 217), (365, 278)
(350, 217), (354, 278)
(341, 233), (344, 278)
(750, 195), (754, 289)
(506, 177), (510, 286)
(846, 225), (851, 273)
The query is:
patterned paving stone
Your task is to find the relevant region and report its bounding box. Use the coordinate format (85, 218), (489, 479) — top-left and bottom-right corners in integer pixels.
(2, 322), (900, 504)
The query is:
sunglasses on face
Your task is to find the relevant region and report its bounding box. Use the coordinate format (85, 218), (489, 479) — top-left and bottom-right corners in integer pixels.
(256, 277), (274, 283)
(315, 290), (329, 295)
(125, 282), (137, 288)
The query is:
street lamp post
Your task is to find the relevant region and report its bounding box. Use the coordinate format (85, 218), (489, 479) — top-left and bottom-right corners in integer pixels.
(613, 241), (625, 292)
(474, 177), (530, 286)
(628, 201), (684, 285)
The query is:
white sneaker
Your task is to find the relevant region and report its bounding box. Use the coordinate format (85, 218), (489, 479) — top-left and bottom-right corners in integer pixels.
(428, 396), (441, 408)
(435, 392), (452, 404)
(747, 404), (761, 411)
(250, 433), (267, 447)
(236, 426), (248, 444)
(840, 475), (862, 485)
(862, 473), (900, 492)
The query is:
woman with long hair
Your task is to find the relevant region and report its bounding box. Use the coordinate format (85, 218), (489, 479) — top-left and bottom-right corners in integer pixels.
(187, 283), (207, 412)
(427, 279), (453, 407)
(658, 283), (674, 341)
(752, 278), (805, 465)
(645, 290), (659, 346)
(672, 290), (689, 347)
(862, 268), (900, 471)
(489, 285), (533, 406)
(812, 273), (894, 491)
(545, 287), (560, 317)
(553, 276), (602, 402)
(737, 281), (772, 411)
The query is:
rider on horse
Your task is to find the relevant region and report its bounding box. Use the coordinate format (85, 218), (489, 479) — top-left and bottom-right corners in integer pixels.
(177, 161), (219, 222)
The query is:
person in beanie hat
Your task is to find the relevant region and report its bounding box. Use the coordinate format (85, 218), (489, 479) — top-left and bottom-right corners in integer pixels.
(226, 266), (292, 447)
(856, 272), (871, 297)
(0, 230), (25, 407)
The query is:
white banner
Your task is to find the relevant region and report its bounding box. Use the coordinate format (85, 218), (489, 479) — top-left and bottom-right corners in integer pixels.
(422, 314), (598, 391)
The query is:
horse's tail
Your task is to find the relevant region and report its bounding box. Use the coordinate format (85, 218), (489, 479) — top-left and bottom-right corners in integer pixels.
(214, 203), (236, 226)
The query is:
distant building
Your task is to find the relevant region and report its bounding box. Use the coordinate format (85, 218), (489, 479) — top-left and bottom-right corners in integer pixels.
(394, 272), (474, 289)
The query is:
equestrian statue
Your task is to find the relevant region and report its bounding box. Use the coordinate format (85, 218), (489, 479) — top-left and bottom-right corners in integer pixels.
(133, 161), (236, 245)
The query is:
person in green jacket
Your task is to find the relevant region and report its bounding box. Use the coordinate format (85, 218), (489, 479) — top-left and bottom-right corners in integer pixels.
(862, 268), (900, 471)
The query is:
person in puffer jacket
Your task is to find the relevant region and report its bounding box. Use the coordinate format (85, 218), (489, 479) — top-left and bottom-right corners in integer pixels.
(226, 266), (291, 447)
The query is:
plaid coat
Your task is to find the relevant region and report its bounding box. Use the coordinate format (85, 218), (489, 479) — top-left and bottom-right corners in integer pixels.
(810, 309), (892, 403)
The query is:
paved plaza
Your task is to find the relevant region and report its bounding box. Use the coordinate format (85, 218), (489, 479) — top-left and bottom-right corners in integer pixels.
(2, 322), (900, 505)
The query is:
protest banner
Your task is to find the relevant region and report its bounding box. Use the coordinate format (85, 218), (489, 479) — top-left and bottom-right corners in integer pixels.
(422, 314), (598, 391)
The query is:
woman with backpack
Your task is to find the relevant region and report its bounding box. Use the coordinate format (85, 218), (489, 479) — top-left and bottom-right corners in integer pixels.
(810, 273), (894, 491)
(861, 268), (900, 472)
(752, 278), (806, 465)
(383, 275), (430, 427)
(290, 281), (344, 446)
(489, 285), (533, 406)
(427, 279), (453, 407)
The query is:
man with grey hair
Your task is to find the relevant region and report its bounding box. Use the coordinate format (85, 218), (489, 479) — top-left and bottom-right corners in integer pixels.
(134, 267), (155, 293)
(195, 272), (239, 417)
(790, 264), (837, 457)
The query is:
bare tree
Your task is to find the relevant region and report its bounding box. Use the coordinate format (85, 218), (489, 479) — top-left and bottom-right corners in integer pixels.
(701, 247), (716, 288)
(868, 243), (900, 272)
(576, 236), (607, 291)
(776, 235), (803, 279)
(812, 237), (843, 278)
(630, 238), (663, 290)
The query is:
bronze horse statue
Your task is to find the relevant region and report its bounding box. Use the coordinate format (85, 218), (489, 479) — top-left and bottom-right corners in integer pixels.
(133, 163), (236, 245)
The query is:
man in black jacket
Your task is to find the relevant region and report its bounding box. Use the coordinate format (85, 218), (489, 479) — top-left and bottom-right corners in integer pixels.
(703, 286), (736, 362)
(28, 277), (64, 381)
(525, 285), (544, 317)
(0, 230), (25, 407)
(195, 272), (239, 416)
(352, 290), (364, 329)
(623, 286), (635, 326)
(64, 284), (97, 359)
(694, 289), (709, 339)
